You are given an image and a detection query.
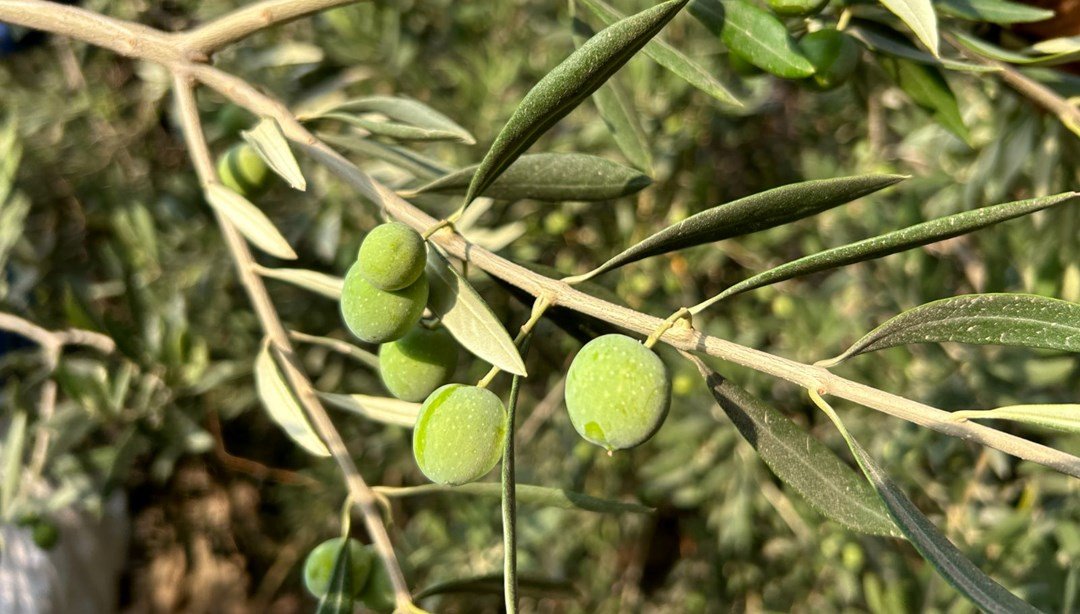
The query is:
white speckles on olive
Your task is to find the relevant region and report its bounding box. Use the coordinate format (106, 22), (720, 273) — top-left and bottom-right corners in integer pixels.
(340, 262), (427, 344)
(412, 384), (506, 485)
(379, 326), (458, 402)
(358, 222), (427, 291)
(564, 334), (670, 451)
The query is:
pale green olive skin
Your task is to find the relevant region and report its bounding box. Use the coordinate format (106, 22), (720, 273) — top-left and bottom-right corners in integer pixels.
(379, 326), (458, 402)
(358, 547), (396, 613)
(217, 143), (271, 197)
(412, 384), (506, 485)
(564, 334), (671, 451)
(302, 537), (372, 599)
(358, 222), (427, 291)
(340, 262), (428, 344)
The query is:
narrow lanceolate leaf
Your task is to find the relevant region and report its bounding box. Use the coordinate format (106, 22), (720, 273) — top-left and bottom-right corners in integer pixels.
(686, 355), (898, 537)
(255, 266), (344, 300)
(689, 0), (815, 79)
(878, 0), (940, 57)
(815, 396), (1041, 614)
(318, 131), (450, 181)
(936, 0), (1053, 23)
(319, 392), (419, 428)
(576, 174), (906, 282)
(821, 294), (1080, 366)
(578, 0), (741, 106)
(953, 404), (1080, 434)
(403, 153), (651, 202)
(311, 96), (474, 144)
(879, 57), (969, 142)
(846, 23), (997, 73)
(254, 340), (330, 457)
(426, 249), (527, 376)
(462, 0), (689, 209)
(205, 183), (297, 260)
(952, 31), (1080, 67)
(374, 483), (653, 515)
(241, 118), (307, 190)
(315, 540), (356, 614)
(692, 192), (1079, 313)
(591, 75), (654, 172)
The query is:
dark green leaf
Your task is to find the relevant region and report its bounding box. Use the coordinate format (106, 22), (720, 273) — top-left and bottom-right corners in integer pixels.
(692, 192), (1079, 312)
(822, 294), (1080, 366)
(815, 396), (1041, 614)
(373, 482), (654, 515)
(315, 539), (356, 614)
(462, 0), (688, 209)
(414, 573), (577, 600)
(689, 0), (815, 78)
(936, 0), (1053, 23)
(578, 0), (741, 105)
(404, 153), (651, 202)
(846, 22), (997, 73)
(313, 96), (475, 143)
(573, 174), (906, 282)
(879, 56), (969, 142)
(688, 356), (899, 536)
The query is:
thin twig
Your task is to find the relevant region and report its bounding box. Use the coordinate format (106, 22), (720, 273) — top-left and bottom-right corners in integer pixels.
(180, 0), (367, 56)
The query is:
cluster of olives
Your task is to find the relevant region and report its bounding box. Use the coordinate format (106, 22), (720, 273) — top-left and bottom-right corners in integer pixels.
(302, 537), (394, 611)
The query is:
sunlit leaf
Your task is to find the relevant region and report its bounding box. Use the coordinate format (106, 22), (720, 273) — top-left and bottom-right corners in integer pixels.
(374, 482), (653, 515)
(578, 0), (741, 105)
(879, 56), (969, 142)
(463, 0), (688, 209)
(689, 0), (814, 78)
(426, 249), (527, 376)
(241, 118), (307, 190)
(692, 192), (1079, 312)
(254, 340), (330, 457)
(878, 0), (939, 56)
(256, 266), (344, 300)
(311, 96), (475, 144)
(574, 174), (906, 282)
(404, 153), (651, 202)
(319, 392), (419, 427)
(953, 404), (1080, 434)
(936, 0), (1053, 23)
(821, 294), (1080, 366)
(205, 183), (298, 260)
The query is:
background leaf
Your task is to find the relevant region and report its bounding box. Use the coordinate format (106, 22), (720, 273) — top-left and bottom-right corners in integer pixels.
(254, 340), (330, 457)
(205, 183), (298, 260)
(936, 0), (1053, 23)
(320, 392), (419, 427)
(689, 0), (815, 78)
(311, 96), (475, 143)
(878, 57), (969, 142)
(255, 266), (344, 300)
(374, 483), (654, 515)
(846, 22), (997, 72)
(953, 404), (1080, 434)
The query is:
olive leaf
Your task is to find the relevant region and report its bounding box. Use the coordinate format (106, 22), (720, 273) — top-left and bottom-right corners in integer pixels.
(691, 192), (1079, 313)
(846, 22), (998, 73)
(373, 483), (653, 515)
(577, 0), (741, 106)
(572, 174), (906, 283)
(426, 248), (527, 376)
(241, 118), (306, 190)
(688, 0), (815, 79)
(310, 96), (475, 144)
(319, 392), (419, 428)
(952, 31), (1080, 67)
(254, 340), (330, 457)
(820, 294), (1080, 366)
(590, 73), (654, 173)
(878, 56), (969, 142)
(205, 183), (298, 260)
(315, 539), (356, 614)
(1, 410), (27, 519)
(878, 0), (940, 57)
(936, 0), (1053, 23)
(685, 354), (899, 537)
(403, 153), (651, 202)
(462, 0), (688, 210)
(953, 404), (1080, 434)
(413, 573), (577, 600)
(318, 131), (450, 181)
(290, 332), (380, 369)
(814, 395), (1041, 614)
(255, 265), (343, 300)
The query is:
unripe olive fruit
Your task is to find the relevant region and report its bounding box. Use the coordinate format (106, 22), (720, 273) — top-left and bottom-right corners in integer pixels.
(564, 334), (671, 451)
(412, 384), (506, 485)
(766, 0), (828, 16)
(379, 326), (458, 402)
(358, 548), (395, 613)
(217, 143), (271, 197)
(340, 261), (428, 344)
(357, 222), (427, 291)
(800, 29), (860, 91)
(302, 537), (372, 599)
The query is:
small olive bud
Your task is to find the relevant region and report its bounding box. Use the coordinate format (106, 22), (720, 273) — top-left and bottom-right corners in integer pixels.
(302, 537), (372, 599)
(217, 143), (271, 197)
(357, 222), (427, 291)
(379, 326), (458, 402)
(412, 384), (506, 485)
(340, 262), (428, 344)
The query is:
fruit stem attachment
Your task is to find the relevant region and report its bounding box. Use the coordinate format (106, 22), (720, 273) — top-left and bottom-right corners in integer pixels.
(477, 294), (554, 388)
(421, 218), (455, 240)
(643, 307), (693, 349)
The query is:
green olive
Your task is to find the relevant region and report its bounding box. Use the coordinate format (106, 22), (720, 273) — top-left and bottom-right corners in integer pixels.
(358, 547), (396, 613)
(766, 0), (828, 16)
(564, 334), (670, 451)
(379, 326), (458, 402)
(31, 520), (59, 550)
(358, 222), (427, 291)
(302, 537), (372, 599)
(412, 384), (506, 485)
(340, 261), (428, 344)
(217, 143), (271, 197)
(800, 29), (861, 91)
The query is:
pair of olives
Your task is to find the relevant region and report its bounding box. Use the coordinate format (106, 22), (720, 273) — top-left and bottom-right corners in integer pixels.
(302, 537), (394, 612)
